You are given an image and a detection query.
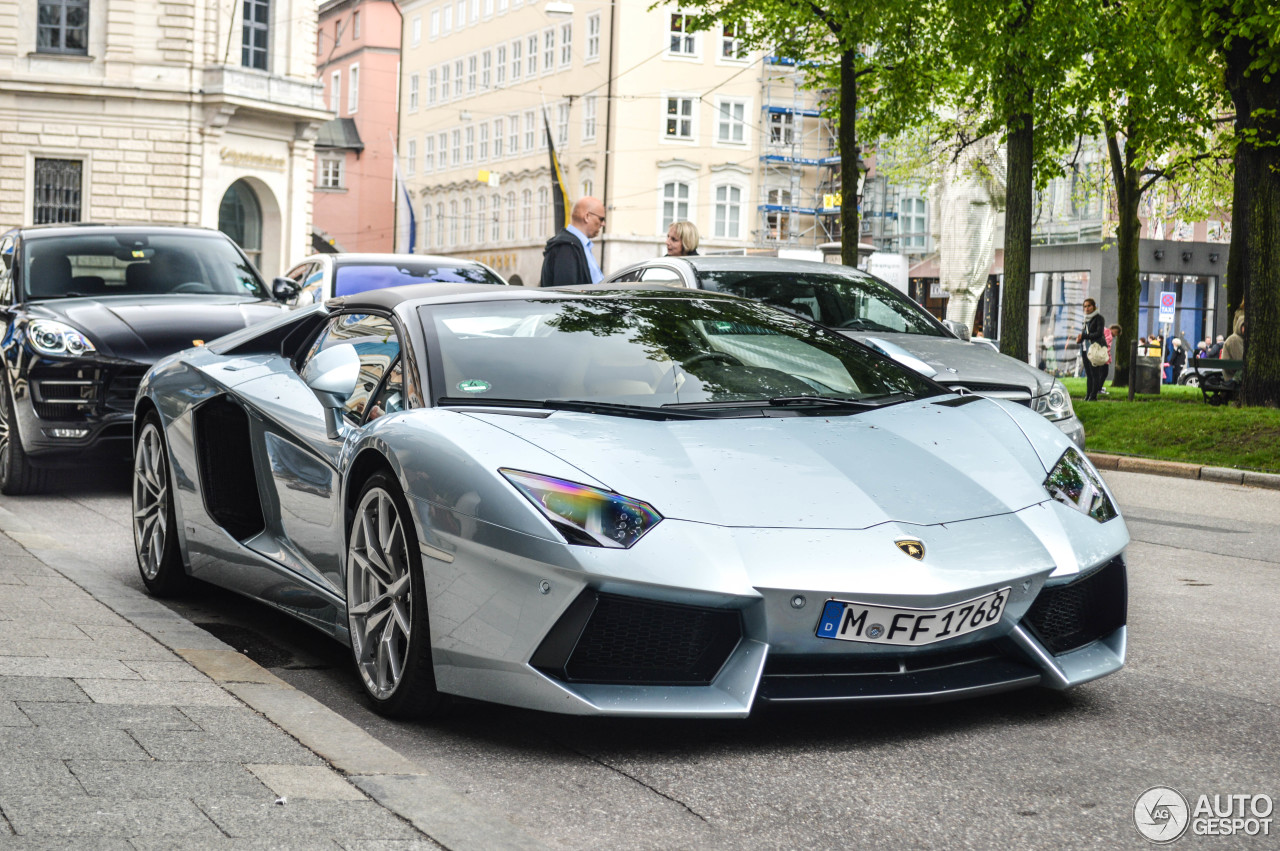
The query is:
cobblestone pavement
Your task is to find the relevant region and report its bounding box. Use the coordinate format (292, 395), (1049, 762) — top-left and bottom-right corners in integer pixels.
(0, 526), (446, 849)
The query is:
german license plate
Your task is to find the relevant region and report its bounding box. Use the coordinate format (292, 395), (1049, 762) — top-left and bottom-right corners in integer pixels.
(815, 588), (1011, 646)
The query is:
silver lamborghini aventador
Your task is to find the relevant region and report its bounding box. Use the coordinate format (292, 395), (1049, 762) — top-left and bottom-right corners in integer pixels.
(132, 283), (1129, 719)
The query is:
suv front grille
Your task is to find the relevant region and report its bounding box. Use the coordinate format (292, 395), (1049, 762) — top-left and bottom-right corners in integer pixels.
(28, 365), (147, 421)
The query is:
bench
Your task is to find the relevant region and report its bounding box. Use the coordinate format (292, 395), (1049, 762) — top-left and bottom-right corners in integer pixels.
(1192, 358), (1245, 405)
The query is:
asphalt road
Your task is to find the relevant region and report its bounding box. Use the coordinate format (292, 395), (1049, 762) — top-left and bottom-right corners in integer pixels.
(3, 466), (1277, 850)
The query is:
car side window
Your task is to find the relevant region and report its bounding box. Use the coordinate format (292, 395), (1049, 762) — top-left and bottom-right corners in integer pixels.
(365, 357), (405, 423)
(610, 269), (641, 283)
(301, 313), (401, 423)
(638, 266), (682, 283)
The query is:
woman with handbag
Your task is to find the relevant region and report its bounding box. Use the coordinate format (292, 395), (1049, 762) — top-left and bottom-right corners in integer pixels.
(1076, 298), (1107, 401)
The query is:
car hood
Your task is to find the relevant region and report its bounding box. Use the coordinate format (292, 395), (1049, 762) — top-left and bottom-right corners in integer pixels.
(473, 396), (1054, 529)
(840, 331), (1055, 396)
(27, 296), (286, 364)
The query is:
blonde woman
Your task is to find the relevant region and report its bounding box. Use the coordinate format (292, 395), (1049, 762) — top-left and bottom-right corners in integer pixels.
(665, 221), (700, 256)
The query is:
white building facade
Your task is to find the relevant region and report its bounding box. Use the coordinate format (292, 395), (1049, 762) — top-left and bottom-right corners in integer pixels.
(396, 0), (838, 285)
(0, 0), (331, 277)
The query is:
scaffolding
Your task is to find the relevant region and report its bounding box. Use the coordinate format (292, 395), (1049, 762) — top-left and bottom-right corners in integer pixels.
(756, 57), (839, 249)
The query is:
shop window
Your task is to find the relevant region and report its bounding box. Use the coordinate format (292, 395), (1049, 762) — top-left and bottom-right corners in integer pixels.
(218, 180), (263, 268)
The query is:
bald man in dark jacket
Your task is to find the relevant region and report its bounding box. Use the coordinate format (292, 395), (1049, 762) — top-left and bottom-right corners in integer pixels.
(539, 197), (605, 286)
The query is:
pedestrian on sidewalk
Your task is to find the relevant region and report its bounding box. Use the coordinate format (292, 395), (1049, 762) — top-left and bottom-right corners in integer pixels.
(1076, 298), (1107, 401)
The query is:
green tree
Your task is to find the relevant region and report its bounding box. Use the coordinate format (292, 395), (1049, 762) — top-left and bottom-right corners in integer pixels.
(676, 0), (937, 267)
(1163, 0), (1280, 406)
(1079, 0), (1226, 387)
(933, 0), (1096, 363)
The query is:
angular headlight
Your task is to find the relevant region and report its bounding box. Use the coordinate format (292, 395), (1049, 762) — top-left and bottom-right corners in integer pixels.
(1033, 379), (1074, 422)
(28, 320), (97, 357)
(1044, 447), (1117, 523)
(500, 469), (662, 548)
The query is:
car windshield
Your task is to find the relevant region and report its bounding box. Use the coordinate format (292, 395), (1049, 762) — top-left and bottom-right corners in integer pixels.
(422, 291), (940, 413)
(695, 268), (946, 337)
(20, 233), (267, 300)
(334, 261), (505, 297)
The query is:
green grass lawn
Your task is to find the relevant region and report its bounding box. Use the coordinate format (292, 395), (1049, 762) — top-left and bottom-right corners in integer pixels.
(1060, 377), (1280, 473)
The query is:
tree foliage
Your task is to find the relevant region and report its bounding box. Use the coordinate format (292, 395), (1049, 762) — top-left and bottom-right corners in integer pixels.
(673, 0), (937, 265)
(1159, 0), (1280, 406)
(1071, 0), (1227, 387)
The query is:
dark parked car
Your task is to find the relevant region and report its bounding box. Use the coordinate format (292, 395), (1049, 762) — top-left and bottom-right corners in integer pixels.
(0, 224), (289, 494)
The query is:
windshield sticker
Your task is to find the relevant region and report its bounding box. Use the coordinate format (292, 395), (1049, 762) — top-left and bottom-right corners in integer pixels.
(457, 379), (492, 394)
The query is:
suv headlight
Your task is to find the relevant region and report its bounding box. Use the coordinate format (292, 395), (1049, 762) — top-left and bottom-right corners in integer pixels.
(1044, 447), (1117, 523)
(1033, 379), (1074, 422)
(501, 469), (662, 548)
(28, 320), (97, 357)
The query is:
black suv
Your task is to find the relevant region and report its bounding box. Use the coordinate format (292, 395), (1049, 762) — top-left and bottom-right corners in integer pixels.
(0, 224), (289, 494)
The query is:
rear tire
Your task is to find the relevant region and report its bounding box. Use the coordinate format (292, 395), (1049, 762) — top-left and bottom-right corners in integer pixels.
(0, 378), (49, 496)
(346, 471), (449, 719)
(133, 411), (190, 596)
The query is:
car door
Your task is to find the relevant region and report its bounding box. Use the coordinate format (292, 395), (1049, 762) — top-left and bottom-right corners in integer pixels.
(234, 311), (403, 596)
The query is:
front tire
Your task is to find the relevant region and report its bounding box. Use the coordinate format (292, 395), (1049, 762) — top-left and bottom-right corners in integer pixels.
(133, 412), (189, 596)
(0, 378), (50, 495)
(346, 471), (448, 719)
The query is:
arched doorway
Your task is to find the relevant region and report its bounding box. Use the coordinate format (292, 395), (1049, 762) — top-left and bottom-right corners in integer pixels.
(218, 180), (263, 269)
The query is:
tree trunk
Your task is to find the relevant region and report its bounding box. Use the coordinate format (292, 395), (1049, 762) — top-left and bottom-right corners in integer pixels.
(1236, 134), (1280, 406)
(1224, 142), (1248, 324)
(1225, 34), (1280, 407)
(1112, 174), (1141, 388)
(1000, 110), (1033, 363)
(839, 47), (860, 267)
(1104, 118), (1141, 389)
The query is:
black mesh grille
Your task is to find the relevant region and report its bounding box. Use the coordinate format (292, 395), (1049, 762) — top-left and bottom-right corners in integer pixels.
(104, 368), (147, 413)
(1024, 557), (1127, 655)
(31, 379), (95, 420)
(532, 592), (742, 685)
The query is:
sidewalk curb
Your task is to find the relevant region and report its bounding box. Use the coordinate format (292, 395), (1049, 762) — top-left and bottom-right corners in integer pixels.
(1087, 453), (1280, 489)
(1, 520), (552, 851)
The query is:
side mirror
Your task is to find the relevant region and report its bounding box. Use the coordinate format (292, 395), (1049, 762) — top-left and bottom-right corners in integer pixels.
(303, 343), (360, 439)
(941, 319), (971, 342)
(272, 276), (300, 303)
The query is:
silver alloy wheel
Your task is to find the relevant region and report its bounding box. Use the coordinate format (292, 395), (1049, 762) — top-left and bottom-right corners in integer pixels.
(347, 487), (414, 700)
(132, 422), (170, 581)
(0, 384), (11, 482)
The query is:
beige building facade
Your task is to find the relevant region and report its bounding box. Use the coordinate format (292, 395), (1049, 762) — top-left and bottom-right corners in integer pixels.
(396, 0), (835, 286)
(0, 0), (331, 277)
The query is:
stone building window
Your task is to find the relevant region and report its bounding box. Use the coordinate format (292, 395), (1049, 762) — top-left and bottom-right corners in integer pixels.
(242, 0), (270, 71)
(318, 156), (344, 189)
(37, 0), (88, 54)
(33, 159), (82, 224)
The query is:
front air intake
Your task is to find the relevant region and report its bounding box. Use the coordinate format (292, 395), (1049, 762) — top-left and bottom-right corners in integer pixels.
(531, 591), (742, 685)
(1023, 557), (1127, 655)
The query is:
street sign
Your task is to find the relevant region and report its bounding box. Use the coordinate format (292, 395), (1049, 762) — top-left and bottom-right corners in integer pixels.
(1158, 291), (1177, 324)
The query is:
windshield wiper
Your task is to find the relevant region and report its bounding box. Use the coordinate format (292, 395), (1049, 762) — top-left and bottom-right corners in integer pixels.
(436, 396), (710, 420)
(664, 393), (916, 413)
